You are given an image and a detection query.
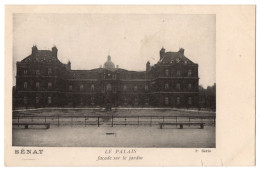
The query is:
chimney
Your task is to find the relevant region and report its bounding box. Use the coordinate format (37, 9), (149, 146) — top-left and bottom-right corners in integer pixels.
(146, 61), (151, 71)
(32, 45), (38, 55)
(116, 65), (119, 68)
(67, 61), (71, 70)
(160, 47), (165, 60)
(52, 46), (58, 58)
(99, 65), (102, 68)
(179, 48), (184, 55)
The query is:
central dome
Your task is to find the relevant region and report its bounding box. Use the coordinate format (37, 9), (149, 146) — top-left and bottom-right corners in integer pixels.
(104, 55), (115, 70)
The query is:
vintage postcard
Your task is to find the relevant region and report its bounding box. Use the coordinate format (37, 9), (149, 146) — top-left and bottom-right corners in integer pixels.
(4, 5), (255, 166)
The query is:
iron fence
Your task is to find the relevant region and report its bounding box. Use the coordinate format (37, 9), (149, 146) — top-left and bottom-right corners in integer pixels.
(12, 115), (216, 127)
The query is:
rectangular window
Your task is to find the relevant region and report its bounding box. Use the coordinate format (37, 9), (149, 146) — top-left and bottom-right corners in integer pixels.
(176, 83), (181, 90)
(48, 97), (52, 104)
(145, 85), (149, 91)
(123, 85), (127, 91)
(48, 82), (52, 89)
(24, 82), (28, 89)
(165, 97), (169, 105)
(177, 70), (181, 76)
(134, 86), (138, 91)
(188, 70), (192, 77)
(36, 69), (40, 75)
(36, 97), (39, 104)
(165, 69), (169, 76)
(23, 96), (27, 104)
(188, 83), (192, 90)
(48, 68), (52, 75)
(188, 97), (192, 105)
(36, 82), (40, 89)
(24, 69), (28, 75)
(69, 85), (73, 91)
(177, 97), (181, 105)
(165, 83), (169, 90)
(91, 84), (95, 91)
(80, 84), (84, 91)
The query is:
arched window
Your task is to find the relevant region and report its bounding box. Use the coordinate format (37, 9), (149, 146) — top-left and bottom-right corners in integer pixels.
(91, 84), (95, 91)
(80, 84), (84, 91)
(165, 97), (169, 105)
(48, 82), (52, 89)
(165, 83), (169, 90)
(36, 82), (40, 89)
(23, 82), (28, 89)
(23, 69), (27, 75)
(106, 83), (112, 91)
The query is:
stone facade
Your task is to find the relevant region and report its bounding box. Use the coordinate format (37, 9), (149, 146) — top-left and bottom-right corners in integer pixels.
(14, 46), (199, 108)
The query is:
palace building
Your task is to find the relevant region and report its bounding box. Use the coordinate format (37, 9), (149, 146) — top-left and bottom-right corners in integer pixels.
(14, 46), (199, 108)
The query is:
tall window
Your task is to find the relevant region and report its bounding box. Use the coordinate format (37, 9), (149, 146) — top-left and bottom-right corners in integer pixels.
(91, 84), (95, 91)
(176, 97), (181, 105)
(145, 98), (149, 105)
(23, 69), (27, 75)
(176, 70), (181, 76)
(165, 97), (169, 105)
(69, 85), (73, 91)
(36, 82), (40, 89)
(123, 85), (127, 91)
(23, 96), (27, 104)
(80, 84), (84, 91)
(106, 83), (112, 91)
(145, 85), (149, 91)
(134, 97), (138, 104)
(188, 97), (192, 105)
(176, 83), (181, 90)
(91, 97), (94, 105)
(165, 69), (169, 76)
(23, 82), (28, 89)
(188, 70), (192, 77)
(36, 69), (40, 75)
(48, 97), (52, 104)
(36, 97), (39, 104)
(48, 68), (52, 75)
(165, 83), (169, 90)
(188, 83), (192, 90)
(134, 86), (138, 92)
(48, 82), (52, 89)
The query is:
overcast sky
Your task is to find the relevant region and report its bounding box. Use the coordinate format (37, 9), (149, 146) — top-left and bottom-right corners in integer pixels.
(13, 13), (215, 88)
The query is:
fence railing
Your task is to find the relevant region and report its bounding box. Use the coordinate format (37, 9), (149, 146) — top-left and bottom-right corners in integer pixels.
(12, 115), (216, 127)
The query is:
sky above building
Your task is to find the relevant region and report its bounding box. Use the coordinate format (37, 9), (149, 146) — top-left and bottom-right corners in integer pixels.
(13, 13), (215, 88)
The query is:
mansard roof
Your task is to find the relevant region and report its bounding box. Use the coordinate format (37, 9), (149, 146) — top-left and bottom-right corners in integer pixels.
(21, 50), (63, 64)
(159, 51), (195, 65)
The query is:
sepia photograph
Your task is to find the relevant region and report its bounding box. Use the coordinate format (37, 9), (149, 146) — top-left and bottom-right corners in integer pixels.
(4, 5), (255, 166)
(12, 13), (216, 148)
